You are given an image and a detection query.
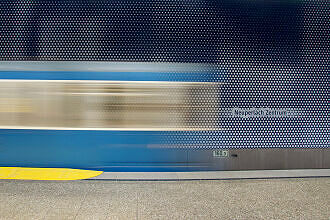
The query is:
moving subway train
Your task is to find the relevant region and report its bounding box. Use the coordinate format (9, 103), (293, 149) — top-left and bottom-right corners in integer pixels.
(0, 0), (329, 177)
(0, 62), (225, 171)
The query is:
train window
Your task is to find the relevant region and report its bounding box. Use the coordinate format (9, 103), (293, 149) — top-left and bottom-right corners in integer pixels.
(0, 81), (219, 130)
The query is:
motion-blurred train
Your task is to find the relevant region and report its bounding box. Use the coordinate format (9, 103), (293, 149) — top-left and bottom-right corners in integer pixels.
(0, 0), (328, 172)
(0, 62), (225, 171)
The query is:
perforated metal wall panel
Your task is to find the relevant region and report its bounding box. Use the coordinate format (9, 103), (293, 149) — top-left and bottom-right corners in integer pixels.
(0, 0), (329, 150)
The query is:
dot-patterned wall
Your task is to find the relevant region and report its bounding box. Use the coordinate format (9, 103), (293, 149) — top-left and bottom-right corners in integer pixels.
(0, 0), (329, 149)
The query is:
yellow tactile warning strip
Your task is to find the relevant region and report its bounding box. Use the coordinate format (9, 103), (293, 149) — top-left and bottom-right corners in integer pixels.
(0, 167), (103, 180)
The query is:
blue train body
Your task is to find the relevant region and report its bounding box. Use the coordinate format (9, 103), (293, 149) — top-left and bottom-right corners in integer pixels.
(0, 62), (225, 171)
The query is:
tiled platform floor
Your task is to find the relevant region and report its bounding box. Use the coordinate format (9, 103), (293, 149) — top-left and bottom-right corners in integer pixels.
(0, 178), (329, 219)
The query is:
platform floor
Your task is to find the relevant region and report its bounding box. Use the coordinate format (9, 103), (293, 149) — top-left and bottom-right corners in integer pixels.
(0, 177), (329, 220)
(91, 169), (330, 180)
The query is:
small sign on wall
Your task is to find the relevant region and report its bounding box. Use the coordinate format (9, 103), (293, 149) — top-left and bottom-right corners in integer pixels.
(213, 150), (229, 158)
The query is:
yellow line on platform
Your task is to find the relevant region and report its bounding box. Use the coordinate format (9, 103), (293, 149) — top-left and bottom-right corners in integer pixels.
(0, 167), (103, 180)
